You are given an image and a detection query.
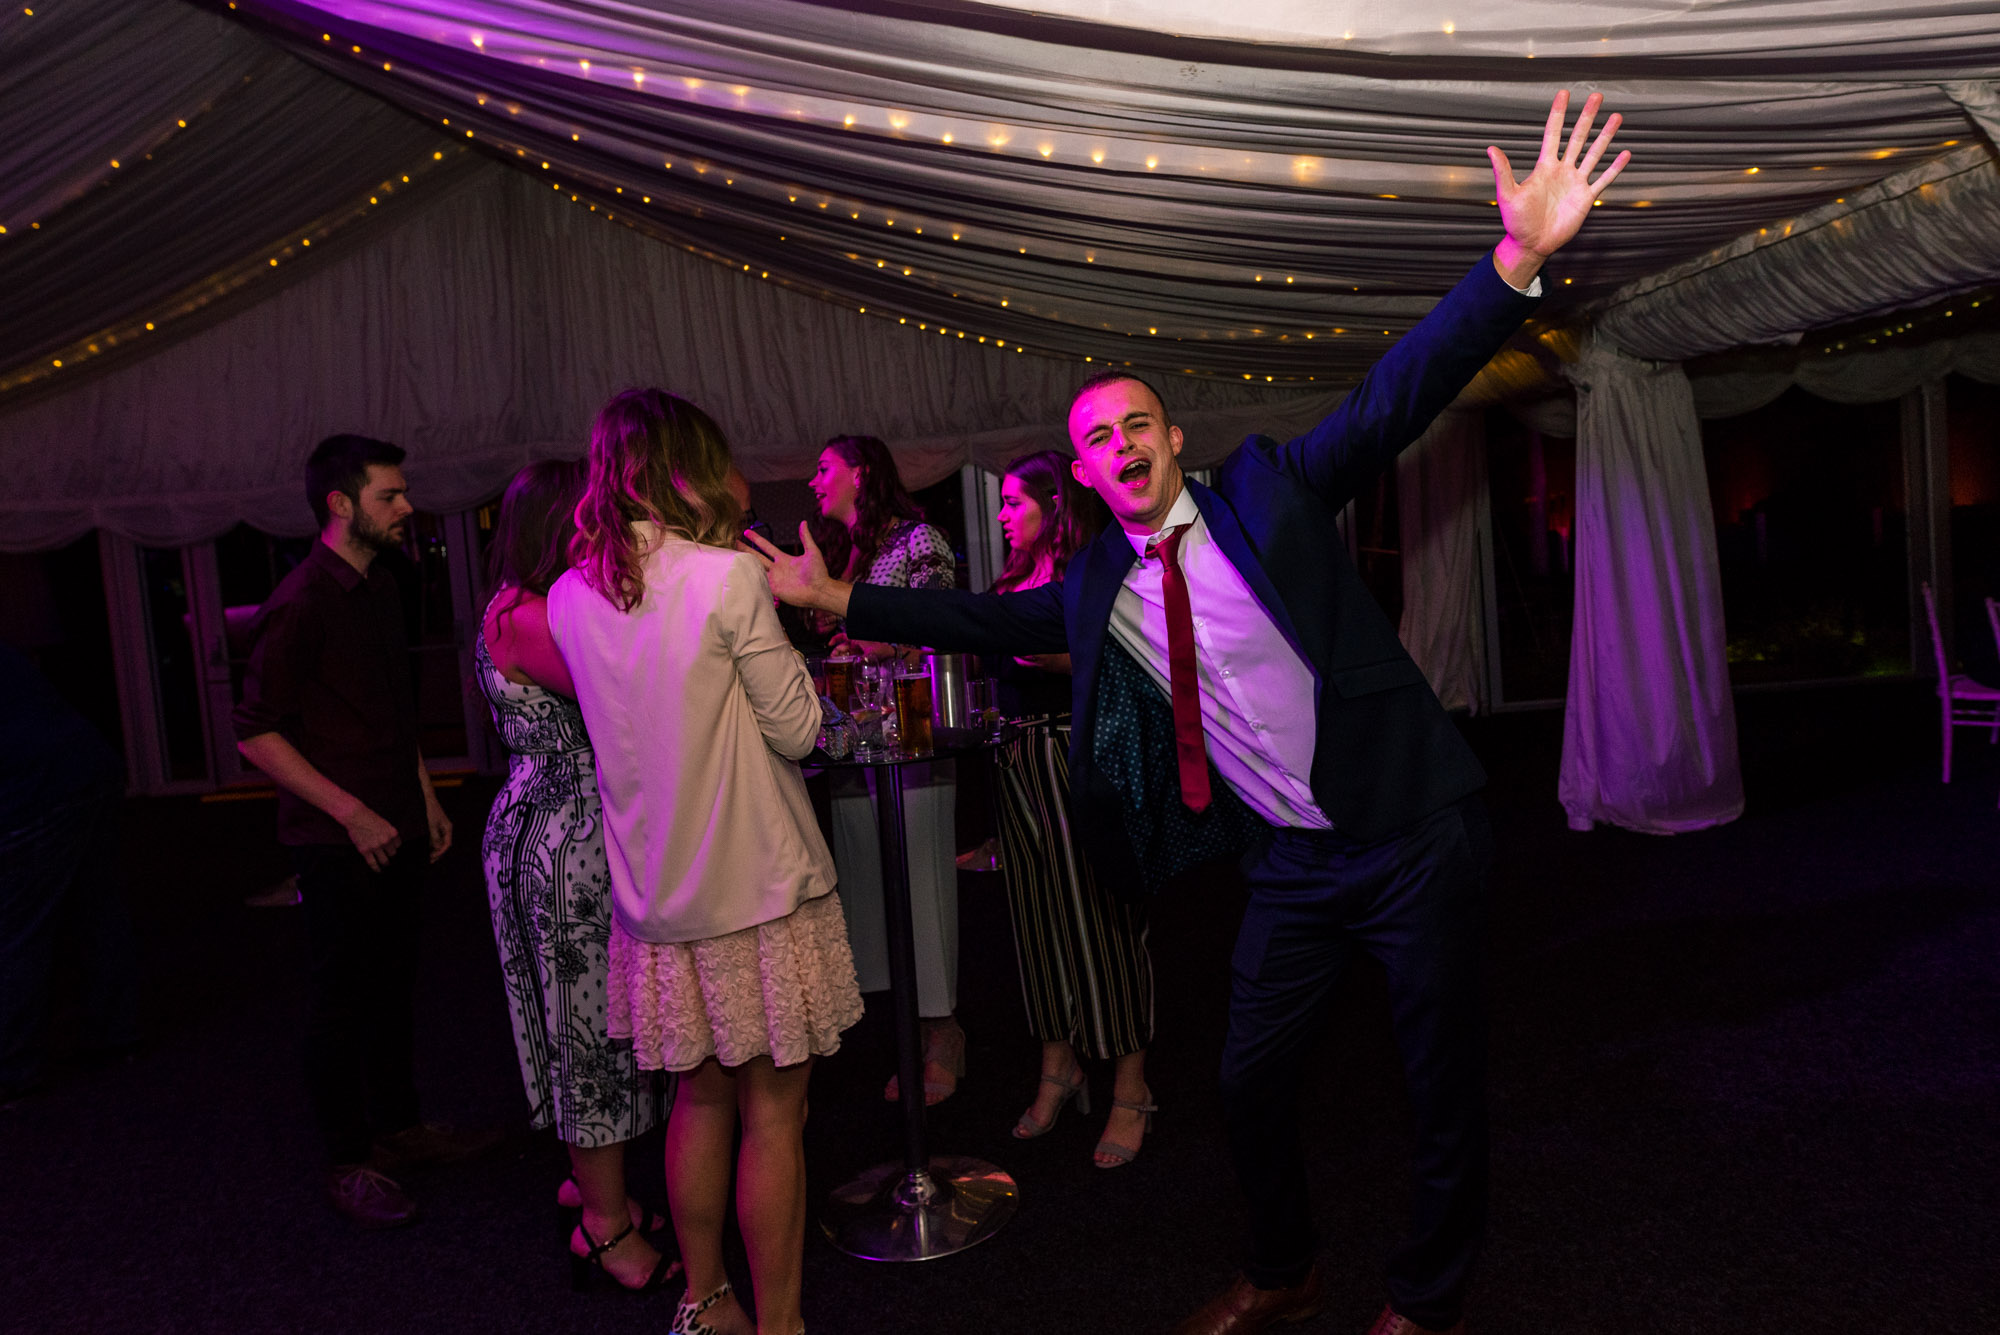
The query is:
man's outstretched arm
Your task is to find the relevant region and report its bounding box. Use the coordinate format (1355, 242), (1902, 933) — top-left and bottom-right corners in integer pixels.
(743, 524), (1068, 656)
(1272, 89), (1630, 510)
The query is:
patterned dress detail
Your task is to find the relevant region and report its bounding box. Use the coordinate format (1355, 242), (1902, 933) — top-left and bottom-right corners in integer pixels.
(476, 614), (665, 1147)
(860, 519), (956, 590)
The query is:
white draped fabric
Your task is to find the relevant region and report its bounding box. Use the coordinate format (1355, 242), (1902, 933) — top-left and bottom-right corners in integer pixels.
(0, 163), (1316, 550)
(1397, 410), (1491, 715)
(1560, 342), (1744, 834)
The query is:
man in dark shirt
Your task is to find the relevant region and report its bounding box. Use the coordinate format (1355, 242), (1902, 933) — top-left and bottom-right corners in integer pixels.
(235, 434), (495, 1228)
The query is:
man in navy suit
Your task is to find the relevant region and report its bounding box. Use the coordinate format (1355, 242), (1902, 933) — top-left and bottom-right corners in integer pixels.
(752, 91), (1629, 1335)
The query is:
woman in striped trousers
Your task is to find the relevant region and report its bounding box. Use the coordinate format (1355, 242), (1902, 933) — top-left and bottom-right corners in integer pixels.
(989, 451), (1158, 1169)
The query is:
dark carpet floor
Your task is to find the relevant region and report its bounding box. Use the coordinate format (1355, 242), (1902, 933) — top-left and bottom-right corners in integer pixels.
(3, 682), (1996, 1334)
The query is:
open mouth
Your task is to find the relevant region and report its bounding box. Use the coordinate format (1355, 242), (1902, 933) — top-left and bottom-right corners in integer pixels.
(1117, 457), (1152, 488)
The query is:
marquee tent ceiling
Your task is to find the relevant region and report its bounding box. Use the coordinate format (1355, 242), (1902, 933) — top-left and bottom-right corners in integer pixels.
(8, 1), (1999, 388)
(1, 0), (1998, 547)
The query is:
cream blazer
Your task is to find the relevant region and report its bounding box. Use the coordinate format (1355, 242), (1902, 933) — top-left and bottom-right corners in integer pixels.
(547, 526), (834, 943)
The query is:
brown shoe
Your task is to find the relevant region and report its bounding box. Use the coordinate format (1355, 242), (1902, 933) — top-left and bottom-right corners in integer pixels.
(325, 1164), (419, 1230)
(371, 1121), (505, 1175)
(1172, 1269), (1325, 1335)
(1365, 1305), (1465, 1335)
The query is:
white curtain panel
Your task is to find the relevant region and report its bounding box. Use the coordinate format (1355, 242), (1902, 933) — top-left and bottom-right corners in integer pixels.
(1397, 409), (1490, 715)
(1560, 340), (1745, 834)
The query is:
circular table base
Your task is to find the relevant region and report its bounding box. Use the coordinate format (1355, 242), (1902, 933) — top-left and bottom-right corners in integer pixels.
(820, 1156), (1018, 1262)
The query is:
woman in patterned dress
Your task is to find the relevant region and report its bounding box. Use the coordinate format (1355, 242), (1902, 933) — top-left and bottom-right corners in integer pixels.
(549, 390), (862, 1335)
(809, 434), (967, 1105)
(987, 451), (1159, 1168)
(477, 459), (677, 1291)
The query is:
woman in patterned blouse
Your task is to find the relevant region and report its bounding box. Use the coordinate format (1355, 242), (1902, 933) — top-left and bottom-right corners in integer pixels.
(810, 435), (967, 1103)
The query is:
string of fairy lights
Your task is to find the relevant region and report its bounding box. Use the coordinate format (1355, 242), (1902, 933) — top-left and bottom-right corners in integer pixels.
(0, 142), (469, 395)
(5, 0), (1987, 397)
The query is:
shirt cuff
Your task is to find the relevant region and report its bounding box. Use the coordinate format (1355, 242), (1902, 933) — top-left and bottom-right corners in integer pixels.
(1503, 273), (1543, 299)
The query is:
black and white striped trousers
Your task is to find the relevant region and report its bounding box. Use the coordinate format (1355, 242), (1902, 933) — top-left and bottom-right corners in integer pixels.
(992, 719), (1153, 1060)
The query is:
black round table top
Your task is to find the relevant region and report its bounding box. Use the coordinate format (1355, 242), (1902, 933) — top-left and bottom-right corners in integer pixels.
(808, 723), (1019, 770)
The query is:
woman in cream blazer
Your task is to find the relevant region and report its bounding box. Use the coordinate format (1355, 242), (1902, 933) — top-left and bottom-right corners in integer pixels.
(548, 387), (861, 1335)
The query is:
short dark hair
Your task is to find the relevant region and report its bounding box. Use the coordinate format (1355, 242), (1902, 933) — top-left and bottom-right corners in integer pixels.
(306, 434), (405, 529)
(1066, 370), (1169, 424)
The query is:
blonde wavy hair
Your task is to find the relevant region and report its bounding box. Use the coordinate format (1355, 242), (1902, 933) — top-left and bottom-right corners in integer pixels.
(570, 388), (743, 612)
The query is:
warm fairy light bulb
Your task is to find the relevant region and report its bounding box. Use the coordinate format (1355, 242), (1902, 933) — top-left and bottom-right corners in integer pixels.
(1145, 156), (1158, 170)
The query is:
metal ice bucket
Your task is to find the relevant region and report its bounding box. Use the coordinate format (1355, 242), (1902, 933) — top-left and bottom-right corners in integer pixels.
(927, 652), (970, 729)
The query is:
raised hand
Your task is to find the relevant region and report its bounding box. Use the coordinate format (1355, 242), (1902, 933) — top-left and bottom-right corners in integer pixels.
(1488, 89), (1630, 284)
(742, 522), (853, 617)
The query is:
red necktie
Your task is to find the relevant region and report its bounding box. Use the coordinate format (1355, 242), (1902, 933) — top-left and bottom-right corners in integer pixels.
(1143, 524), (1211, 814)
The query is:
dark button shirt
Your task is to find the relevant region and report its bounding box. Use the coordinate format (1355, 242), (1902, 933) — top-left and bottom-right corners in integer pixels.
(232, 541), (423, 847)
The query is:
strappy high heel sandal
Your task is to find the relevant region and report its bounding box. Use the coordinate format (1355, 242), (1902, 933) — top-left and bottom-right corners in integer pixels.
(671, 1281), (737, 1334)
(569, 1219), (682, 1293)
(1012, 1065), (1091, 1138)
(1092, 1089), (1158, 1169)
(883, 1017), (966, 1106)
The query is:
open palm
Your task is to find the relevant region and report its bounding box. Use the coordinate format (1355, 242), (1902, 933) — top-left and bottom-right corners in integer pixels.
(1489, 90), (1630, 260)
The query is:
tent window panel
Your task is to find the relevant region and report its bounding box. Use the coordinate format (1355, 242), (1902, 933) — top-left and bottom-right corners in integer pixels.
(139, 545), (210, 783)
(0, 538), (124, 762)
(1485, 412), (1575, 705)
(399, 512), (469, 761)
(1702, 388), (1907, 686)
(1946, 375), (2000, 686)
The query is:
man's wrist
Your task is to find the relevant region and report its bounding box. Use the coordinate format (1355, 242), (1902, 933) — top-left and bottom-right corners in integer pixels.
(1493, 237), (1545, 291)
(814, 580), (855, 617)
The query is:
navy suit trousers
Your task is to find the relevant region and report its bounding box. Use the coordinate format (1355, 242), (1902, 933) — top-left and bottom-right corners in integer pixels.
(1221, 797), (1491, 1327)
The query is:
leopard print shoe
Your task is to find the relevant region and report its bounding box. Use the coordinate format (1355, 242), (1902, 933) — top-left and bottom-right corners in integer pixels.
(670, 1282), (733, 1334)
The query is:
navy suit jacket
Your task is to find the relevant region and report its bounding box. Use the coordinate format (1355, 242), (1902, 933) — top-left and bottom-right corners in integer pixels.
(847, 256), (1540, 892)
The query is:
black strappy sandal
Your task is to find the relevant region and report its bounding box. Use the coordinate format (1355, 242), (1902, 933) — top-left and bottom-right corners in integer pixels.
(557, 1178), (670, 1234)
(569, 1219), (683, 1293)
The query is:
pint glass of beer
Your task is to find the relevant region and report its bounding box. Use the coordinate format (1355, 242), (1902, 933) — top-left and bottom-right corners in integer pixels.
(824, 651), (862, 711)
(892, 668), (934, 756)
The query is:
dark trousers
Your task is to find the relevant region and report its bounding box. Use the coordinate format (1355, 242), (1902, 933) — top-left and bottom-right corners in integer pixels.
(292, 840), (425, 1165)
(1220, 798), (1491, 1329)
(0, 782), (139, 1091)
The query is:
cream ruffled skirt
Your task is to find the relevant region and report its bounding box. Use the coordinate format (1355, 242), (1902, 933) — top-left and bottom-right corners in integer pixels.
(607, 891), (864, 1073)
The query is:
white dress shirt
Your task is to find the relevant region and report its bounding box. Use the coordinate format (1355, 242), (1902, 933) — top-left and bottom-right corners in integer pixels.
(1106, 488), (1332, 830)
(548, 525), (836, 943)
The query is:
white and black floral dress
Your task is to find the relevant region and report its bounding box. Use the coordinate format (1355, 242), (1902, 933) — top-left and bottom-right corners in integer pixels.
(476, 615), (666, 1147)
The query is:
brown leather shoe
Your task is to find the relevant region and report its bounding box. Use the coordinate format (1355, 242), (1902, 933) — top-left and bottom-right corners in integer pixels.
(371, 1120), (505, 1175)
(1365, 1304), (1465, 1335)
(1172, 1269), (1325, 1335)
(325, 1164), (419, 1230)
